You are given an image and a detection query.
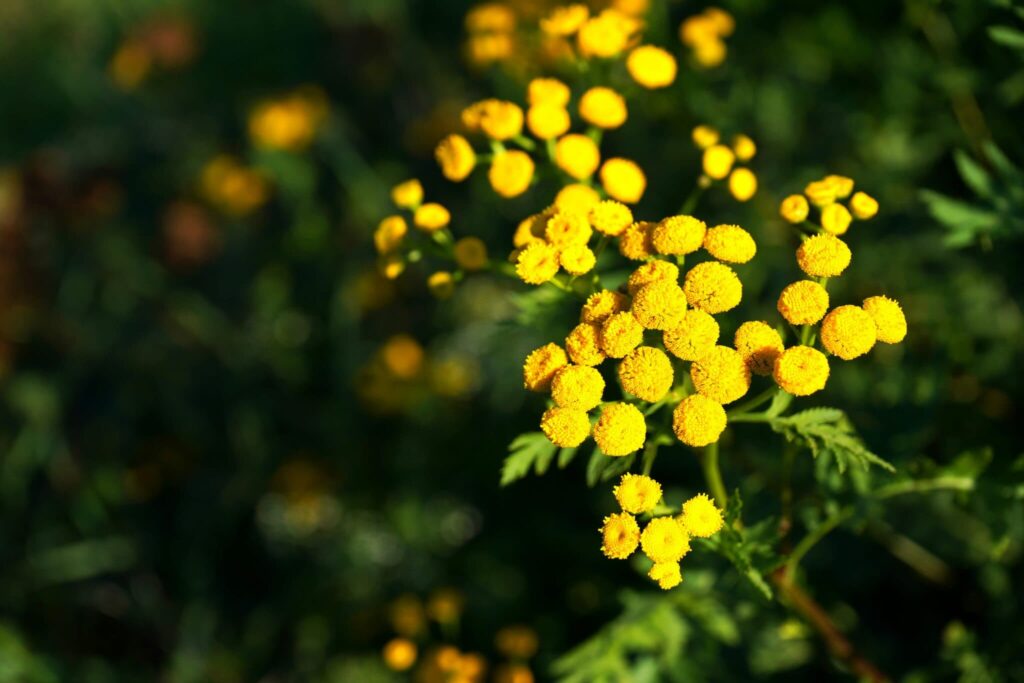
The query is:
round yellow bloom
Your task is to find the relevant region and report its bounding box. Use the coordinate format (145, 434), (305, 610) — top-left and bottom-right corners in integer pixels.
(702, 144), (735, 180)
(551, 365), (605, 410)
(797, 234), (852, 278)
(680, 14), (718, 45)
(641, 517), (690, 563)
(436, 134), (477, 181)
(777, 280), (830, 325)
(692, 125), (719, 149)
(541, 4), (590, 36)
(414, 202), (450, 231)
(545, 211), (592, 248)
(465, 4), (516, 33)
(626, 45), (677, 88)
(600, 312), (644, 358)
(383, 638), (418, 671)
(478, 100), (524, 141)
(734, 321), (784, 376)
(691, 345), (751, 404)
(600, 158), (646, 204)
(589, 200), (633, 236)
(618, 346), (674, 402)
(579, 87), (627, 129)
(614, 473), (662, 514)
(490, 151), (535, 198)
(773, 345), (829, 396)
(566, 322), (606, 366)
(391, 179), (423, 209)
(825, 174), (855, 199)
(515, 242), (560, 284)
(465, 33), (514, 67)
(555, 184), (601, 215)
(540, 406), (591, 448)
(703, 224), (756, 264)
(427, 271), (455, 299)
(681, 493), (724, 538)
(663, 309), (719, 361)
(514, 209), (553, 248)
(379, 253), (405, 280)
(703, 7), (735, 35)
(528, 77), (571, 107)
(619, 221), (655, 261)
(523, 343), (568, 392)
(626, 260), (679, 296)
(683, 261), (742, 314)
(780, 194), (810, 224)
(820, 305), (877, 360)
(862, 295), (906, 344)
(672, 394), (727, 447)
(649, 561), (682, 590)
(527, 104), (571, 140)
(631, 279), (688, 330)
(555, 134), (601, 180)
(594, 402), (646, 456)
(577, 12), (631, 58)
(694, 38), (727, 68)
(560, 244), (596, 275)
(600, 511), (640, 559)
(804, 179), (836, 207)
(850, 191), (879, 220)
(732, 134), (756, 161)
(821, 203), (852, 235)
(374, 215), (407, 254)
(652, 215), (706, 255)
(581, 289), (629, 324)
(454, 237), (488, 271)
(728, 167), (758, 202)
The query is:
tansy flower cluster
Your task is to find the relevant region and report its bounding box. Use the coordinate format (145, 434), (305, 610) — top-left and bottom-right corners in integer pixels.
(679, 7), (734, 68)
(692, 125), (759, 203)
(779, 173), (879, 234)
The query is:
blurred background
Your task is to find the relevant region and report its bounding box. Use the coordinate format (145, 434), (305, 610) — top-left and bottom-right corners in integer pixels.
(0, 0), (1022, 681)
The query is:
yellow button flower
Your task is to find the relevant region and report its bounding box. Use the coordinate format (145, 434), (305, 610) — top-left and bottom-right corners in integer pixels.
(821, 203), (852, 235)
(454, 237), (488, 271)
(489, 150), (535, 198)
(414, 202), (450, 231)
(551, 365), (605, 411)
(777, 280), (830, 325)
(589, 200), (633, 236)
(773, 345), (829, 396)
(427, 271), (455, 299)
(626, 260), (679, 296)
(691, 345), (751, 404)
(436, 134), (477, 182)
(804, 179), (836, 207)
(618, 346), (674, 402)
(515, 242), (560, 284)
(579, 87), (628, 129)
(862, 295), (906, 344)
(702, 144), (735, 180)
(649, 561), (682, 590)
(626, 45), (678, 89)
(540, 406), (591, 447)
(796, 234), (852, 278)
(555, 184), (601, 215)
(631, 279), (688, 330)
(728, 167), (758, 202)
(703, 224), (756, 264)
(555, 134), (601, 180)
(566, 322), (606, 366)
(680, 493), (724, 538)
(527, 104), (570, 140)
(478, 100), (524, 140)
(391, 179), (423, 209)
(691, 125), (719, 149)
(732, 134), (756, 161)
(653, 215), (707, 255)
(581, 289), (629, 324)
(523, 342), (568, 392)
(683, 261), (743, 314)
(663, 309), (720, 361)
(672, 394), (727, 447)
(545, 210), (592, 248)
(641, 517), (690, 563)
(374, 215), (407, 254)
(614, 473), (662, 514)
(600, 511), (640, 559)
(560, 244), (596, 275)
(600, 158), (646, 204)
(780, 194), (810, 224)
(527, 77), (571, 107)
(465, 4), (516, 33)
(820, 305), (877, 360)
(594, 402), (646, 455)
(600, 311), (644, 358)
(383, 638), (418, 671)
(693, 38), (727, 68)
(619, 221), (655, 260)
(513, 210), (550, 247)
(379, 253), (405, 280)
(577, 11), (632, 58)
(734, 321), (784, 376)
(850, 191), (879, 220)
(541, 4), (590, 36)
(824, 174), (855, 199)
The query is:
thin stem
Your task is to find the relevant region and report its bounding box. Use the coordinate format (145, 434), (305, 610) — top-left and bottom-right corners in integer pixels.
(642, 441), (659, 476)
(725, 413), (772, 424)
(679, 183), (705, 215)
(701, 441), (727, 508)
(727, 386), (777, 418)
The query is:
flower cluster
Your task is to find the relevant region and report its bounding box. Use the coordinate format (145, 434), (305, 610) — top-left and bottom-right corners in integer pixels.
(679, 7), (734, 68)
(692, 125), (759, 202)
(780, 173), (879, 234)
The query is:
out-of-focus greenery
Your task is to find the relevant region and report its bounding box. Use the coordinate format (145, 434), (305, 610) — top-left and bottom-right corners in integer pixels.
(0, 0), (1022, 681)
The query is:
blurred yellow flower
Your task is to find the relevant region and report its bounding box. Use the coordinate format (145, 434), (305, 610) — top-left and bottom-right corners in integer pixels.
(579, 87), (628, 129)
(600, 158), (646, 204)
(436, 134), (477, 181)
(490, 150), (535, 198)
(627, 46), (678, 88)
(555, 134), (601, 179)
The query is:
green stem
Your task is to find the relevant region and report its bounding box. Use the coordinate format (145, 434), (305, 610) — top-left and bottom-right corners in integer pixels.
(679, 183), (705, 215)
(726, 412), (772, 424)
(512, 135), (536, 151)
(702, 441), (727, 508)
(642, 441), (659, 476)
(727, 386), (777, 418)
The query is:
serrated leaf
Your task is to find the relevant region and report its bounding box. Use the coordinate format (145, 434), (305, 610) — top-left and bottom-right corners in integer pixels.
(500, 432), (558, 486)
(770, 409), (895, 475)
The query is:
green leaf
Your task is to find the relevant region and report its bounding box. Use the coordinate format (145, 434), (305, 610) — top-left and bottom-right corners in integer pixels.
(770, 408), (895, 474)
(953, 149), (994, 198)
(989, 24), (1024, 49)
(586, 447), (636, 487)
(700, 490), (777, 600)
(500, 432), (558, 486)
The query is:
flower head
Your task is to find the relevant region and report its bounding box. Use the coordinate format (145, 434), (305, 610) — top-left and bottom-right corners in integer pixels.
(691, 345), (751, 404)
(566, 322), (606, 366)
(702, 144), (735, 180)
(578, 11), (633, 58)
(663, 309), (720, 361)
(600, 511), (640, 559)
(618, 346), (674, 402)
(648, 561), (682, 590)
(454, 237), (488, 271)
(614, 473), (662, 514)
(489, 150), (535, 198)
(821, 203), (852, 235)
(593, 402), (646, 455)
(825, 174), (855, 199)
(631, 279), (688, 330)
(777, 280), (829, 325)
(850, 191), (879, 220)
(515, 242), (560, 284)
(523, 343), (568, 392)
(627, 45), (678, 88)
(391, 179), (423, 209)
(527, 77), (571, 107)
(527, 104), (571, 140)
(728, 168), (758, 201)
(619, 221), (655, 260)
(672, 394), (727, 447)
(427, 271), (455, 299)
(540, 406), (591, 447)
(581, 289), (629, 324)
(627, 260), (680, 296)
(780, 194), (809, 224)
(560, 244), (596, 275)
(476, 99), (524, 140)
(773, 345), (829, 396)
(383, 638), (418, 671)
(374, 215), (407, 254)
(436, 134), (477, 181)
(796, 234), (851, 278)
(733, 321), (784, 376)
(551, 365), (605, 410)
(820, 305), (877, 360)
(600, 158), (646, 204)
(579, 87), (628, 129)
(652, 215), (707, 255)
(589, 200), (634, 236)
(641, 516), (691, 563)
(703, 224), (756, 263)
(555, 134), (601, 179)
(545, 210), (592, 247)
(541, 4), (590, 36)
(600, 312), (644, 358)
(414, 202), (450, 231)
(732, 134), (757, 161)
(692, 125), (719, 149)
(555, 183), (601, 215)
(804, 179), (836, 207)
(680, 493), (724, 538)
(683, 261), (743, 314)
(862, 295), (906, 344)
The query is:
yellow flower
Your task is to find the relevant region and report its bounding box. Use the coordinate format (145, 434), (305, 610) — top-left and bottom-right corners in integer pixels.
(490, 151), (535, 198)
(436, 134), (477, 182)
(560, 244), (597, 275)
(414, 202), (450, 231)
(663, 309), (720, 361)
(589, 200), (634, 236)
(691, 125), (720, 149)
(383, 638), (418, 671)
(600, 312), (644, 358)
(702, 144), (735, 180)
(465, 3), (516, 33)
(683, 261), (743, 314)
(612, 0), (651, 16)
(248, 92), (325, 151)
(691, 345), (751, 404)
(618, 346), (674, 402)
(566, 322), (606, 366)
(555, 134), (601, 180)
(579, 87), (628, 129)
(672, 394), (727, 447)
(477, 99), (525, 140)
(527, 104), (571, 140)
(379, 253), (405, 280)
(733, 321), (784, 376)
(640, 517), (690, 563)
(577, 11), (632, 58)
(631, 279), (688, 330)
(850, 191), (879, 219)
(821, 203), (852, 235)
(528, 77), (571, 107)
(374, 215), (407, 254)
(600, 158), (646, 204)
(614, 473), (662, 514)
(652, 215), (707, 255)
(824, 174), (855, 199)
(680, 493), (724, 538)
(619, 221), (655, 260)
(773, 345), (829, 396)
(626, 260), (679, 296)
(427, 271), (455, 299)
(454, 237), (489, 271)
(541, 406), (591, 447)
(780, 194), (810, 224)
(200, 156), (268, 215)
(514, 209), (552, 247)
(600, 511), (640, 559)
(693, 38), (727, 68)
(680, 14), (718, 46)
(545, 210), (592, 248)
(555, 184), (601, 215)
(381, 335), (424, 379)
(541, 4), (590, 36)
(703, 224), (756, 264)
(820, 305), (877, 360)
(523, 342), (568, 392)
(581, 289), (629, 324)
(552, 365), (605, 411)
(391, 179), (423, 209)
(777, 280), (830, 325)
(728, 168), (758, 202)
(516, 242), (560, 284)
(465, 32), (515, 68)
(594, 402), (646, 455)
(495, 626), (539, 660)
(626, 45), (678, 88)
(862, 295), (907, 344)
(732, 134), (756, 161)
(804, 179), (836, 207)
(796, 234), (852, 278)
(649, 561), (682, 590)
